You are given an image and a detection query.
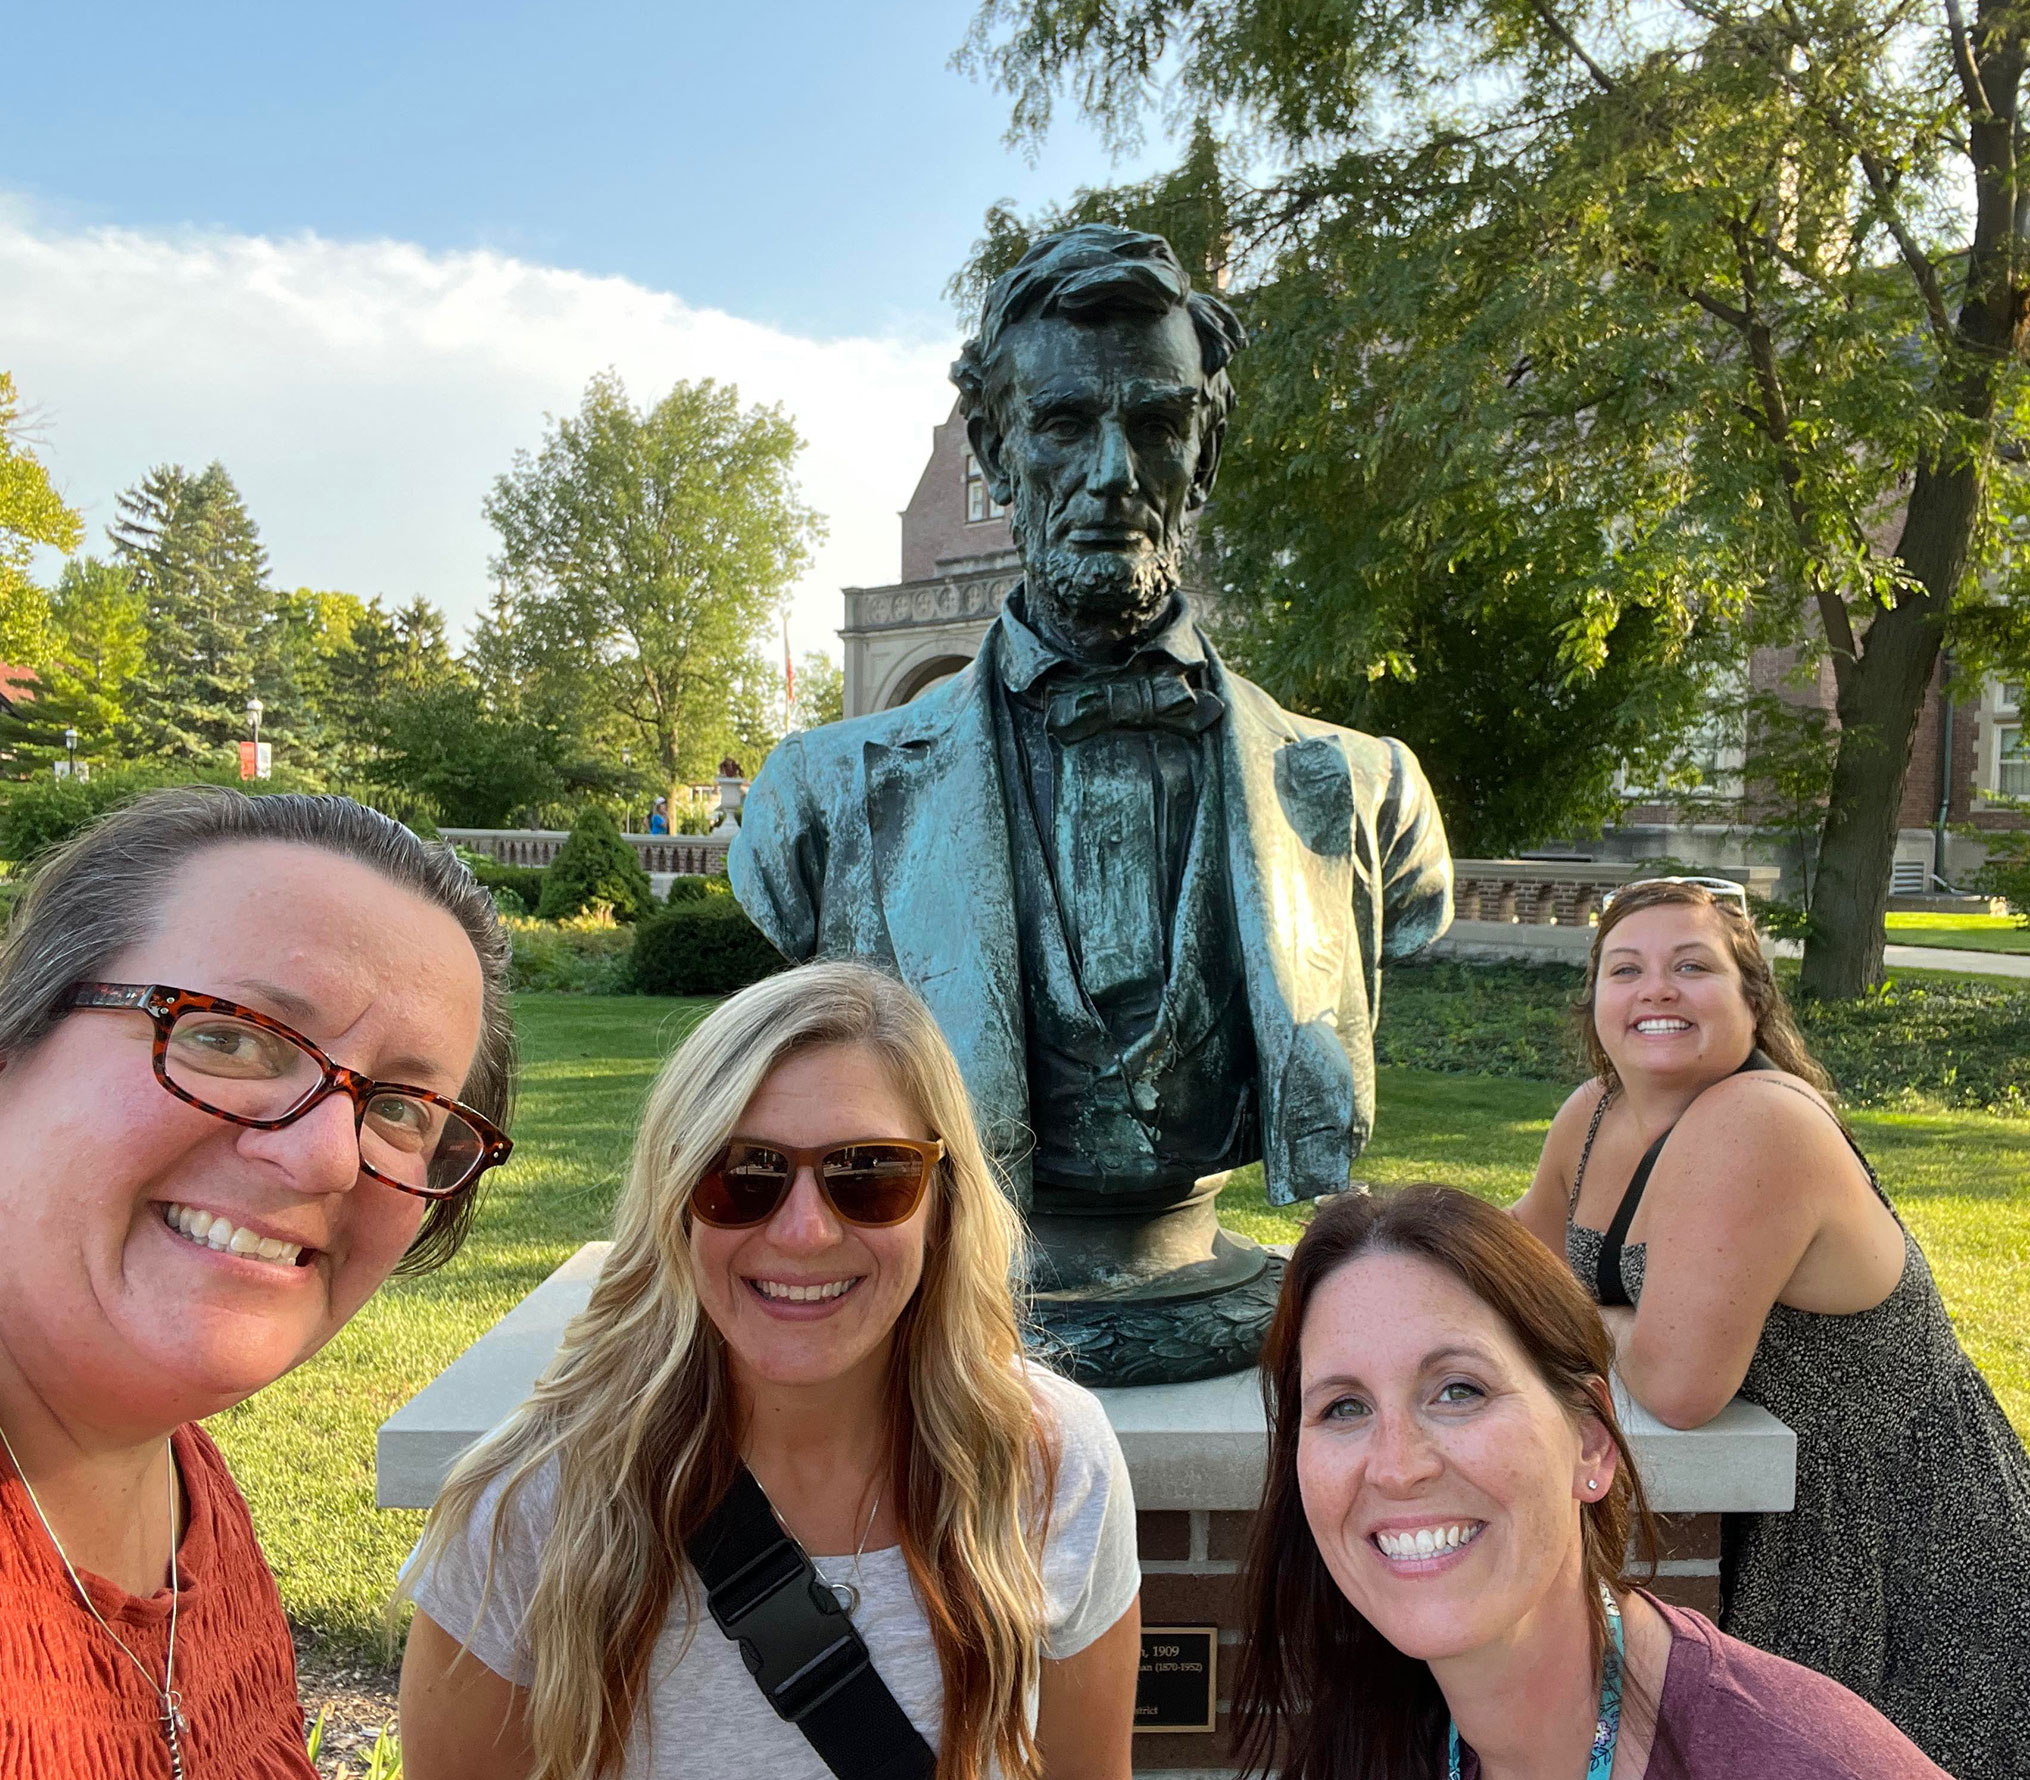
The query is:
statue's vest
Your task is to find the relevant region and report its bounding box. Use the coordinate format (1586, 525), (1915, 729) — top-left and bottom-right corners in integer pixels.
(992, 682), (1259, 1208)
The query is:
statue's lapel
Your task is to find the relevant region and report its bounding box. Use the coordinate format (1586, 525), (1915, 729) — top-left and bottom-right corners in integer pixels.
(1212, 656), (1356, 1018)
(1209, 647), (1366, 1200)
(862, 645), (1031, 1188)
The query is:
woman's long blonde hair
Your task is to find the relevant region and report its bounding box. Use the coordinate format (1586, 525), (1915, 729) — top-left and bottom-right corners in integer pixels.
(406, 961), (1051, 1780)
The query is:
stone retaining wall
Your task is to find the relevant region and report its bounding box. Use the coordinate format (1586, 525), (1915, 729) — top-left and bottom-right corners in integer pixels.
(441, 827), (732, 878)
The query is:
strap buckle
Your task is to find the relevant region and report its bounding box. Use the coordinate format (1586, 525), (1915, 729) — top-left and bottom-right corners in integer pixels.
(706, 1542), (872, 1724)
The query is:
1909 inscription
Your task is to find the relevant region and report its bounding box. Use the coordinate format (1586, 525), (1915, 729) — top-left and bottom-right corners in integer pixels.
(1134, 1626), (1217, 1733)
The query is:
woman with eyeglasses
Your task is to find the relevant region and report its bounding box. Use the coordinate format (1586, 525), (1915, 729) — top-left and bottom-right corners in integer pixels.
(0, 788), (516, 1778)
(398, 960), (1141, 1780)
(1511, 877), (2030, 1778)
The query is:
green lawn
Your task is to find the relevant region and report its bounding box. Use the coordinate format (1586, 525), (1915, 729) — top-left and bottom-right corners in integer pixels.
(211, 993), (2030, 1662)
(1885, 911), (2030, 954)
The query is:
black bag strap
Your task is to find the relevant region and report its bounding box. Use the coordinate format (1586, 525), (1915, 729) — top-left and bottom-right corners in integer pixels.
(686, 1463), (936, 1780)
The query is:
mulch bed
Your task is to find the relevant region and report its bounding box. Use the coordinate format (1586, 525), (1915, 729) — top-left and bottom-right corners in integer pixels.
(294, 1631), (400, 1777)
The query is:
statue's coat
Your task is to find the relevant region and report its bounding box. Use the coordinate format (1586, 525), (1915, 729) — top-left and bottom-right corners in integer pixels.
(730, 617), (1453, 1208)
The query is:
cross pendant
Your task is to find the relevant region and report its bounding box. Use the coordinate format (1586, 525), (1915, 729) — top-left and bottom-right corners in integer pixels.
(161, 1691), (187, 1780)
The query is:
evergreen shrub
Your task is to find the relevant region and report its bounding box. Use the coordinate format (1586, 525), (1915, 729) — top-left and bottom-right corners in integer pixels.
(630, 903), (785, 995)
(536, 806), (653, 923)
(664, 874), (734, 905)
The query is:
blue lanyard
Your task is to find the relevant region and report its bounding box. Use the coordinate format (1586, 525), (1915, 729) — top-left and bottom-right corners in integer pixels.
(1448, 1584), (1624, 1780)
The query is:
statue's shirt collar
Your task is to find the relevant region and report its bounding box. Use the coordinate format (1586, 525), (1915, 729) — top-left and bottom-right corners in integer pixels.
(996, 587), (1207, 697)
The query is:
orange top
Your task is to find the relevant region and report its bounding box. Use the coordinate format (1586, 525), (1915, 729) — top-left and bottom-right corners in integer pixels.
(1, 1421), (317, 1779)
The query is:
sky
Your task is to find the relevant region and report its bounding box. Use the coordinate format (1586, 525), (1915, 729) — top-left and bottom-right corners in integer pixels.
(0, 0), (1164, 659)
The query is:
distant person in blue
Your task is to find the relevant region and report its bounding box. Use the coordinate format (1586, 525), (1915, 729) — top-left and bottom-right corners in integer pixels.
(647, 797), (670, 836)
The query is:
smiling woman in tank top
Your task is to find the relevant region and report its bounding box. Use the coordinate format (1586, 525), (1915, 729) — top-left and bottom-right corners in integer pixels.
(1510, 877), (2030, 1780)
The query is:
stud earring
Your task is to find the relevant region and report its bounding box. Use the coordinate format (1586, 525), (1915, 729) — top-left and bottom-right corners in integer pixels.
(1585, 1478), (1599, 1494)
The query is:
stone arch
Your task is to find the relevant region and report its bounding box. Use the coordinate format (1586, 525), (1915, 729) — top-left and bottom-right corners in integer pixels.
(885, 653), (974, 709)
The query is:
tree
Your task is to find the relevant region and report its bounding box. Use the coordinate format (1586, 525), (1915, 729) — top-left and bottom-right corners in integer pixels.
(486, 371), (823, 802)
(45, 557), (146, 747)
(963, 0), (2030, 995)
(0, 372), (83, 664)
(792, 651), (845, 730)
(112, 462), (271, 759)
(371, 675), (571, 829)
(0, 555), (148, 776)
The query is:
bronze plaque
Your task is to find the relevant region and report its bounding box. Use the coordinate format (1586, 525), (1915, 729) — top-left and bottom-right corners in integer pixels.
(1135, 1625), (1217, 1733)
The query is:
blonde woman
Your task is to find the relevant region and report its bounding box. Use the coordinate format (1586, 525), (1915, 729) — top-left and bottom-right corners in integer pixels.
(399, 961), (1142, 1780)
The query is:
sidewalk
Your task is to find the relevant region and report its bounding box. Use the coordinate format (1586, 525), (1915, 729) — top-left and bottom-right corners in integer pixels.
(1766, 940), (2030, 980)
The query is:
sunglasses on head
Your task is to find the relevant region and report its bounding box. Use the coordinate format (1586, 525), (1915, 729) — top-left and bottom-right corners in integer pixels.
(690, 1136), (945, 1229)
(1600, 874), (1752, 917)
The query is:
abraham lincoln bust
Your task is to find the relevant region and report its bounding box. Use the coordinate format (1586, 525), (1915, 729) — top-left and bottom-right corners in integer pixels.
(731, 224), (1452, 1382)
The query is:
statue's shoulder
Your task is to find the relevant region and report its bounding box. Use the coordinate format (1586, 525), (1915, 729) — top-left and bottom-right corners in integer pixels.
(758, 663), (982, 790)
(1213, 661), (1403, 782)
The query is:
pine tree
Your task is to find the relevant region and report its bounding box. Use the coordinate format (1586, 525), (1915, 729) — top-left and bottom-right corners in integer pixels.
(112, 462), (272, 760)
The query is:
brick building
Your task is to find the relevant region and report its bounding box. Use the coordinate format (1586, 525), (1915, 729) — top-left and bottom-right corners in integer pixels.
(842, 406), (2028, 894)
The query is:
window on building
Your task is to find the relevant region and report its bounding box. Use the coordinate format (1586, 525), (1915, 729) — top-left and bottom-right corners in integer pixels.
(2000, 723), (2030, 798)
(964, 451), (1007, 522)
(2001, 682), (2023, 715)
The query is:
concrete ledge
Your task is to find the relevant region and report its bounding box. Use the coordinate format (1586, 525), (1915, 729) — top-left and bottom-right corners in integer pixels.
(379, 1242), (1796, 1517)
(1427, 919), (1596, 963)
(376, 1243), (609, 1509)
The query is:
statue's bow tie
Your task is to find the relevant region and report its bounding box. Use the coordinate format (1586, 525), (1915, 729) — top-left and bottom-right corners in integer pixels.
(1044, 669), (1226, 744)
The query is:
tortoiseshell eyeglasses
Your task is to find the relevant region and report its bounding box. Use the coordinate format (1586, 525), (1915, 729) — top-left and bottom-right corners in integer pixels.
(61, 983), (512, 1200)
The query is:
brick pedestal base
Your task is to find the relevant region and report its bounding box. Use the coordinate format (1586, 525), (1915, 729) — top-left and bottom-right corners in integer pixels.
(1131, 1509), (1723, 1774)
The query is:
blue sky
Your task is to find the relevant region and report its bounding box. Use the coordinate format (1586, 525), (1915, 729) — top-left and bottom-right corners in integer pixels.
(3, 0), (1150, 341)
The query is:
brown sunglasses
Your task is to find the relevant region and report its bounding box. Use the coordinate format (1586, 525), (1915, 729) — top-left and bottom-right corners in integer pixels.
(691, 1136), (945, 1229)
(61, 982), (513, 1200)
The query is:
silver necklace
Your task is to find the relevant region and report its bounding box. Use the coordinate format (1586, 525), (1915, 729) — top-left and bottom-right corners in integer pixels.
(0, 1419), (187, 1778)
(813, 1476), (884, 1617)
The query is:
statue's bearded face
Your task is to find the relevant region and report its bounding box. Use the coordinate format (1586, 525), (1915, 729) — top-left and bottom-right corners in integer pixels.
(980, 305), (1214, 657)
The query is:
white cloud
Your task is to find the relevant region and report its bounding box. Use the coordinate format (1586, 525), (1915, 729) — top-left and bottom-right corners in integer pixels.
(0, 197), (961, 662)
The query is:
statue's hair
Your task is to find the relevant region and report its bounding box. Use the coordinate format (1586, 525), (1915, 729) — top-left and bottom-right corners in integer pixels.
(952, 223), (1248, 426)
(404, 960), (1054, 1780)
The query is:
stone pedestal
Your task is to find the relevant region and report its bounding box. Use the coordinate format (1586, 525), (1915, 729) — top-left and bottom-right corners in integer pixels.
(379, 1243), (1797, 1777)
(1025, 1195), (1285, 1387)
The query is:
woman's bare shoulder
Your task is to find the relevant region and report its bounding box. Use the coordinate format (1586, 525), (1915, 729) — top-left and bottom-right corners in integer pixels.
(1549, 1077), (1614, 1138)
(1681, 1067), (1843, 1143)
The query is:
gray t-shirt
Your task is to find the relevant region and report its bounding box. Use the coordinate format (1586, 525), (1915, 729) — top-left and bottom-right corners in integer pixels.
(406, 1364), (1139, 1778)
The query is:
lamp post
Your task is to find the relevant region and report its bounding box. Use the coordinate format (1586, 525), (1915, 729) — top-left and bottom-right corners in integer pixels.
(246, 698), (263, 745)
(62, 727), (77, 775)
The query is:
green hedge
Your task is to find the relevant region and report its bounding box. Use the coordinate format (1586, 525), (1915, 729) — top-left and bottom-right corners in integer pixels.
(506, 920), (635, 993)
(460, 853), (547, 914)
(1376, 958), (2030, 1114)
(1974, 826), (2030, 924)
(630, 903), (786, 996)
(664, 874), (734, 905)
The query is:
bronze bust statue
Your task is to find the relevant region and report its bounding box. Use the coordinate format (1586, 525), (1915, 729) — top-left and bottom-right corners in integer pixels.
(731, 224), (1452, 1382)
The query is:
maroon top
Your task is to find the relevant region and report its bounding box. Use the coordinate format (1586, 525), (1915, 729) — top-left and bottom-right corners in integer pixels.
(1465, 1597), (1949, 1778)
